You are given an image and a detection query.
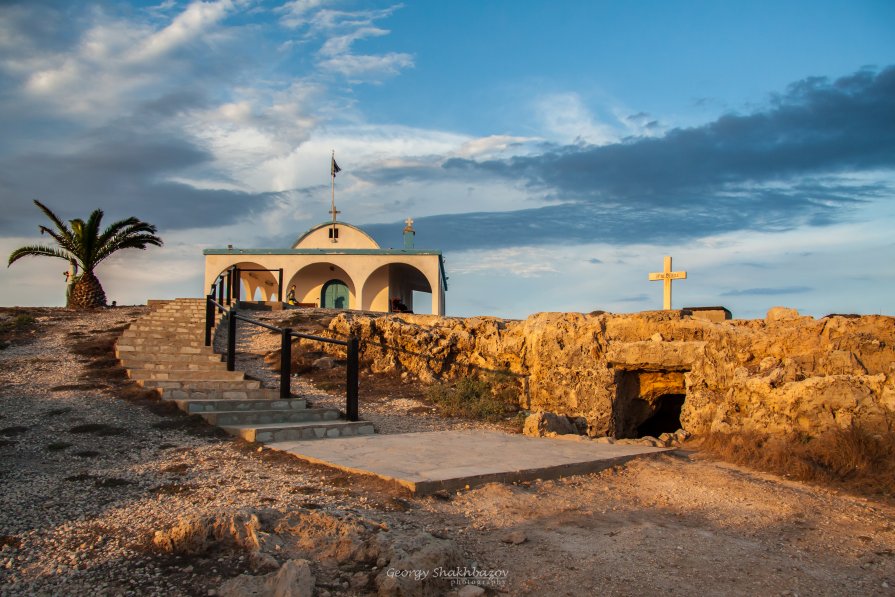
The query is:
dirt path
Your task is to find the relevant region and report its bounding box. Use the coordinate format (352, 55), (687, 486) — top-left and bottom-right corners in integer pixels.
(0, 307), (893, 596)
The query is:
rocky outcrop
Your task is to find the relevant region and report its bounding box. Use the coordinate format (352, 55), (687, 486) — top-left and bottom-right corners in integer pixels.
(153, 507), (467, 597)
(329, 308), (895, 437)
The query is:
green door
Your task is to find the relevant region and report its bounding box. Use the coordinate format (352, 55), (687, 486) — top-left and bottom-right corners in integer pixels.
(321, 279), (349, 309)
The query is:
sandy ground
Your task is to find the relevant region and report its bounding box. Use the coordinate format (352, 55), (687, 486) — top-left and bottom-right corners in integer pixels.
(0, 306), (893, 596)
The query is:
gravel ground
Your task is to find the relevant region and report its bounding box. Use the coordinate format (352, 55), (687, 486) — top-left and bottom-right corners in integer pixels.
(2, 306), (894, 596)
(0, 307), (421, 596)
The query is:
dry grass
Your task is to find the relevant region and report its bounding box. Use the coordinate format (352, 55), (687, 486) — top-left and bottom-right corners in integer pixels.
(698, 424), (895, 498)
(425, 375), (522, 424)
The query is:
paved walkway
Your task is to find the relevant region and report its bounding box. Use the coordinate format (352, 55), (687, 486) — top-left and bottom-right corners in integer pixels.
(267, 430), (666, 494)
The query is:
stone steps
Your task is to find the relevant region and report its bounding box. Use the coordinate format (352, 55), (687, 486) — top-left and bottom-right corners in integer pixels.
(128, 369), (247, 382)
(199, 407), (340, 426)
(115, 343), (216, 356)
(159, 387), (286, 401)
(137, 378), (262, 391)
(116, 297), (373, 445)
(175, 398), (308, 413)
(121, 360), (227, 372)
(221, 420), (375, 443)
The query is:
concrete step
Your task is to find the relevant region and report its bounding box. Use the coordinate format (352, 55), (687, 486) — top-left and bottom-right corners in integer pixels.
(173, 397), (308, 413)
(129, 320), (206, 328)
(138, 378), (261, 391)
(159, 387), (287, 401)
(128, 369), (246, 382)
(120, 330), (204, 340)
(119, 352), (222, 365)
(120, 359), (227, 371)
(118, 330), (205, 346)
(116, 343), (215, 356)
(221, 420), (375, 443)
(199, 407), (340, 426)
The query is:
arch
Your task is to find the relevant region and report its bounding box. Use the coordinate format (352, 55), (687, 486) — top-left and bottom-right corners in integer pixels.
(286, 262), (357, 309)
(211, 261), (279, 302)
(292, 222), (380, 249)
(361, 262), (432, 313)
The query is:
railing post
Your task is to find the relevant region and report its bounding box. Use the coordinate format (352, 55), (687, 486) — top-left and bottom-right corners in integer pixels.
(233, 268), (241, 303)
(346, 336), (359, 421)
(217, 277), (224, 312)
(204, 294), (214, 347)
(225, 269), (232, 306)
(280, 328), (292, 399)
(226, 311), (236, 372)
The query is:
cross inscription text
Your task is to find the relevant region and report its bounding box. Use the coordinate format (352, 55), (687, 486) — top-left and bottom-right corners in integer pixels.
(648, 256), (687, 310)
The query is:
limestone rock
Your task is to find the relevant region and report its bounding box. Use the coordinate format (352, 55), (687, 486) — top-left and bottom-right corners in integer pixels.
(375, 530), (465, 597)
(499, 530), (527, 545)
(457, 586), (486, 596)
(218, 559), (314, 597)
(523, 412), (578, 437)
(153, 509), (264, 556)
(326, 309), (895, 437)
(312, 357), (336, 370)
(766, 306), (800, 322)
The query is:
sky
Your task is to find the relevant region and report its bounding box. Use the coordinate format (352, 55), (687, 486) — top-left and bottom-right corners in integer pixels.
(1, 0), (893, 319)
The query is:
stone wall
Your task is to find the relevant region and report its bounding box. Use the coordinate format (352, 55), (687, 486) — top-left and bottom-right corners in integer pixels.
(328, 308), (895, 437)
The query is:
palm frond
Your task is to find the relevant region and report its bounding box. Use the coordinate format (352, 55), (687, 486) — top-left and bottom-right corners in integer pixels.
(38, 225), (78, 255)
(32, 200), (71, 239)
(96, 216), (140, 249)
(82, 208), (104, 268)
(94, 226), (163, 264)
(8, 244), (72, 266)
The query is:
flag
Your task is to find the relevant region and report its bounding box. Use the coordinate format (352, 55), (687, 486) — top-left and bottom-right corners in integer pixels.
(331, 156), (341, 177)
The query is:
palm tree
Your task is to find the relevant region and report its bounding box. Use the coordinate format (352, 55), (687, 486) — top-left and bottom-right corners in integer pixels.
(8, 200), (163, 308)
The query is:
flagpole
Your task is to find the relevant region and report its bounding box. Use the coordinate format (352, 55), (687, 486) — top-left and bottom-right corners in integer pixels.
(330, 150), (336, 243)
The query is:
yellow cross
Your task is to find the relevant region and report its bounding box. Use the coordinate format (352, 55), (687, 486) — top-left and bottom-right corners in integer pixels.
(648, 256), (687, 310)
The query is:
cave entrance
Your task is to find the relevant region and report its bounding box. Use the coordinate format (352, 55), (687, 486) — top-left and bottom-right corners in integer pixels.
(636, 394), (685, 438)
(612, 370), (687, 439)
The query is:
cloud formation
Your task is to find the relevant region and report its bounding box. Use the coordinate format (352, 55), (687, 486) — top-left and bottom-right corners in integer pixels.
(361, 67), (895, 251)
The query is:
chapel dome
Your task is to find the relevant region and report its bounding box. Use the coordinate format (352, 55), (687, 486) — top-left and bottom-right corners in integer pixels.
(292, 222), (381, 250)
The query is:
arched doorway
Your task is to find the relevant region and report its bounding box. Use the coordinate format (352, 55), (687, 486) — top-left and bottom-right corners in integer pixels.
(321, 279), (350, 309)
(360, 263), (434, 313)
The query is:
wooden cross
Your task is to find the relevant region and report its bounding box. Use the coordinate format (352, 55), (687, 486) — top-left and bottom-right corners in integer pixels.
(648, 256), (687, 310)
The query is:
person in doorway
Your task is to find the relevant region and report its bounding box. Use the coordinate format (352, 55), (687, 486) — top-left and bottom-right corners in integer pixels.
(391, 297), (409, 313)
(286, 285), (296, 305)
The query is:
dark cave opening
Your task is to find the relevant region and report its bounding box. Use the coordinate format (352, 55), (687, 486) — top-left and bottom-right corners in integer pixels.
(635, 393), (685, 438)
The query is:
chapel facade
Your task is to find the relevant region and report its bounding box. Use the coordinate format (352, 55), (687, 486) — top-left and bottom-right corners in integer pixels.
(203, 219), (446, 315)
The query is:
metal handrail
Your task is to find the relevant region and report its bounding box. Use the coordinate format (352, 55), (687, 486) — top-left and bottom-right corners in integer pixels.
(204, 294), (359, 421)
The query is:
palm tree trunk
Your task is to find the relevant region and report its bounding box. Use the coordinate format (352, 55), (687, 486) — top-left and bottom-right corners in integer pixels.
(69, 271), (107, 308)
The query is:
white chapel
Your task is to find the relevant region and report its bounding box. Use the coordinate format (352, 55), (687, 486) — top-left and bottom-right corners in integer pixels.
(203, 217), (447, 315)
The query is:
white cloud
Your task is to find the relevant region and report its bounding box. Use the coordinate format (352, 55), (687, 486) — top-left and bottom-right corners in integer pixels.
(534, 92), (620, 145)
(449, 248), (560, 278)
(318, 52), (413, 81)
(133, 0), (234, 61)
(278, 0), (330, 29)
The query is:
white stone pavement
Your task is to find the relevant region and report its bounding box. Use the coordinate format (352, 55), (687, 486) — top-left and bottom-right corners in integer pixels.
(267, 430), (667, 494)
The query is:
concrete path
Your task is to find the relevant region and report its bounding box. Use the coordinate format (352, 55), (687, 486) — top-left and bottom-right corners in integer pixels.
(267, 430), (666, 494)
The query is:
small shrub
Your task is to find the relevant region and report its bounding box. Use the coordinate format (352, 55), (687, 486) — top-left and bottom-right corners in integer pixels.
(426, 375), (520, 422)
(13, 314), (35, 327)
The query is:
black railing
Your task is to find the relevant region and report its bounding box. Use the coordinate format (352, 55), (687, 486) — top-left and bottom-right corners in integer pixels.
(204, 294), (359, 421)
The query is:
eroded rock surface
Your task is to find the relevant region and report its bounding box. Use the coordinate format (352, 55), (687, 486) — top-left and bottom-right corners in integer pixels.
(328, 308), (895, 436)
(152, 508), (466, 597)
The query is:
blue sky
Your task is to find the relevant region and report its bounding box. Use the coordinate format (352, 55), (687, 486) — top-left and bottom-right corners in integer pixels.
(1, 0), (893, 318)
